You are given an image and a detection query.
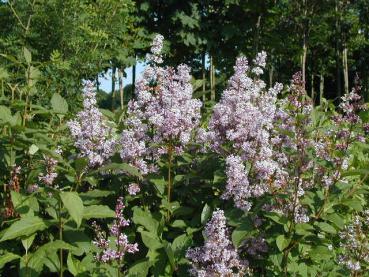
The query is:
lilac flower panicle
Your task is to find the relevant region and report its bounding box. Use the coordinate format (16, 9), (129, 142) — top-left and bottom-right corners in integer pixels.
(337, 211), (369, 273)
(127, 183), (140, 196)
(92, 197), (138, 264)
(38, 148), (62, 187)
(203, 53), (283, 211)
(120, 35), (202, 174)
(222, 155), (251, 211)
(146, 34), (164, 64)
(68, 82), (116, 167)
(186, 209), (249, 276)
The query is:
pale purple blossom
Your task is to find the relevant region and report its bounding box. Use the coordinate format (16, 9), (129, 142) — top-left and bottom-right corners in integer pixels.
(186, 209), (249, 276)
(127, 183), (140, 195)
(68, 82), (116, 167)
(146, 34), (164, 64)
(120, 35), (202, 174)
(92, 197), (138, 264)
(338, 211), (369, 273)
(38, 148), (62, 186)
(203, 54), (283, 210)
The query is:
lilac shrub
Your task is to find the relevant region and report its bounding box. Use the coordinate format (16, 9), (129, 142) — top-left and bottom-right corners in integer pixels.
(68, 82), (116, 167)
(196, 52), (369, 275)
(199, 53), (283, 211)
(186, 209), (249, 276)
(120, 35), (202, 174)
(92, 197), (138, 264)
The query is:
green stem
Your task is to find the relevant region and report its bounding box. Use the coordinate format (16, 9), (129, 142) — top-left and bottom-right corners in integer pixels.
(59, 199), (63, 277)
(167, 144), (173, 220)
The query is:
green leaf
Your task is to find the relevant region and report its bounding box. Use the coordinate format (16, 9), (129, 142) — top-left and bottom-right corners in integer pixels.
(0, 216), (47, 242)
(26, 240), (77, 273)
(0, 253), (20, 269)
(28, 144), (39, 155)
(29, 66), (41, 84)
(0, 67), (9, 79)
(83, 205), (115, 219)
(23, 47), (32, 64)
(150, 177), (166, 195)
(201, 203), (212, 225)
(10, 191), (22, 209)
(94, 163), (142, 178)
(265, 212), (288, 225)
(342, 199), (363, 211)
(172, 234), (192, 257)
(60, 192), (84, 228)
(324, 213), (344, 229)
(276, 235), (290, 251)
(51, 93), (68, 114)
(67, 253), (78, 276)
(316, 222), (337, 234)
(139, 230), (162, 250)
(132, 207), (159, 234)
(232, 222), (253, 247)
(163, 242), (175, 270)
(80, 189), (112, 198)
(171, 220), (187, 229)
(64, 230), (91, 255)
(21, 233), (36, 251)
(74, 157), (88, 175)
(295, 223), (314, 236)
(0, 105), (12, 123)
(126, 259), (150, 277)
(43, 251), (60, 273)
(309, 245), (332, 261)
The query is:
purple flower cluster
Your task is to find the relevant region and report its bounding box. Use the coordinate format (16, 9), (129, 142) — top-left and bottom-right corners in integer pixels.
(200, 54), (283, 211)
(265, 73), (314, 223)
(269, 73), (367, 225)
(186, 209), (248, 276)
(127, 183), (140, 196)
(241, 236), (268, 258)
(120, 35), (202, 174)
(92, 197), (138, 263)
(337, 210), (369, 273)
(68, 82), (116, 167)
(146, 34), (164, 64)
(38, 148), (62, 187)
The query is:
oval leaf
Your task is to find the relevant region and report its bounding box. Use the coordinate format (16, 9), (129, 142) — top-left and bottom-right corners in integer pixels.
(1, 216), (47, 242)
(60, 192), (84, 228)
(83, 205), (115, 219)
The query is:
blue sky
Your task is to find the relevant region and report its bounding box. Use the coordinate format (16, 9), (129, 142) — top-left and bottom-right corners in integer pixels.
(98, 61), (146, 92)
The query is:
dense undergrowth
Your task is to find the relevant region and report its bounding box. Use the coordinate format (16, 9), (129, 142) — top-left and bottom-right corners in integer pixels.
(1, 35), (369, 277)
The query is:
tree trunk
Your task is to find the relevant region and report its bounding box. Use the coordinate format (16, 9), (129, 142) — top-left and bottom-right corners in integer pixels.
(335, 0), (342, 98)
(254, 15), (262, 54)
(132, 58), (136, 95)
(269, 64), (274, 87)
(96, 75), (99, 91)
(111, 66), (116, 110)
(301, 35), (307, 88)
(210, 56), (215, 101)
(202, 52), (206, 102)
(342, 46), (349, 95)
(118, 68), (124, 110)
(301, 0), (308, 88)
(319, 74), (324, 103)
(311, 73), (315, 106)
